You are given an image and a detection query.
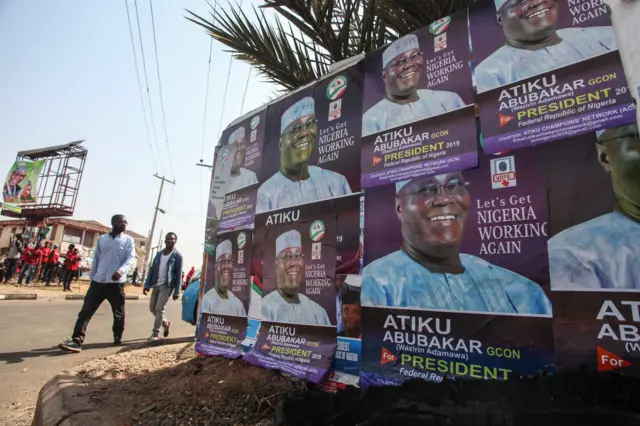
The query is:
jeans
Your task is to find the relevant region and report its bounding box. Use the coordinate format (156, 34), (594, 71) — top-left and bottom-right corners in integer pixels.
(17, 264), (36, 285)
(149, 286), (172, 335)
(72, 281), (125, 345)
(62, 269), (75, 291)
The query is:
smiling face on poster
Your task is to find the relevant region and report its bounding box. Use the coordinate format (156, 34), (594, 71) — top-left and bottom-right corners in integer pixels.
(256, 65), (363, 214)
(359, 149), (554, 387)
(360, 12), (478, 188)
(534, 125), (640, 375)
(470, 0), (636, 153)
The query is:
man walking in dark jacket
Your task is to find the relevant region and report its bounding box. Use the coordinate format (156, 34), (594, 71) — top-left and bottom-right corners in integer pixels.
(58, 215), (136, 352)
(143, 232), (183, 340)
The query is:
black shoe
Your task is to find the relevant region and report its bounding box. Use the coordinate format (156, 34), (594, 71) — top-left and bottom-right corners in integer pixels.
(113, 338), (123, 346)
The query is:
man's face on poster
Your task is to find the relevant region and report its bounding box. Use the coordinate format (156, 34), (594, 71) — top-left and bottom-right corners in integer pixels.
(342, 303), (362, 334)
(280, 114), (316, 170)
(383, 48), (424, 99)
(396, 172), (471, 253)
(275, 246), (304, 298)
(232, 137), (246, 171)
(9, 169), (26, 186)
(498, 0), (558, 42)
(215, 253), (233, 293)
(596, 123), (640, 204)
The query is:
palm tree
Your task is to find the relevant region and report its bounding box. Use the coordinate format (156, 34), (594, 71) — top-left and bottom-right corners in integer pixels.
(186, 0), (473, 91)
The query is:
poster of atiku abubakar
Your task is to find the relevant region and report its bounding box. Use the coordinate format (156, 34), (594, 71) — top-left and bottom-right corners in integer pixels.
(243, 196), (364, 383)
(3, 160), (46, 205)
(539, 125), (640, 376)
(359, 148), (554, 387)
(470, 0), (636, 153)
(360, 12), (477, 188)
(255, 63), (363, 214)
(196, 230), (252, 359)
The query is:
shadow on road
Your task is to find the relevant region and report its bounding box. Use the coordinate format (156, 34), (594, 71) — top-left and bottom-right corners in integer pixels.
(0, 336), (194, 364)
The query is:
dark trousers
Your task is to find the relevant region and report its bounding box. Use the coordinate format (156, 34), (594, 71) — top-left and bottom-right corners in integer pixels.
(3, 258), (18, 282)
(62, 269), (74, 291)
(72, 281), (125, 345)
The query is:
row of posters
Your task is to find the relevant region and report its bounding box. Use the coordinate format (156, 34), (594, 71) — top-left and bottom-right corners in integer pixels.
(197, 0), (639, 387)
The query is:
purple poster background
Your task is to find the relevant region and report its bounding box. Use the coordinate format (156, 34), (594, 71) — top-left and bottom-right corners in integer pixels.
(258, 212), (337, 325)
(479, 53), (635, 154)
(243, 321), (337, 383)
(218, 183), (258, 233)
(364, 149), (550, 287)
(220, 108), (267, 175)
(259, 64), (363, 194)
(360, 308), (554, 387)
(361, 107), (478, 188)
(362, 10), (473, 111)
(196, 313), (248, 359)
(469, 0), (614, 68)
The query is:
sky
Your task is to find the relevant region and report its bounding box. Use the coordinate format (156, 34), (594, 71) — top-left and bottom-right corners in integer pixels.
(0, 0), (278, 270)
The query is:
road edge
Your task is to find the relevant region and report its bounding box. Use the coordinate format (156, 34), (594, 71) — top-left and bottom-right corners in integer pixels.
(31, 371), (100, 426)
(0, 294), (37, 300)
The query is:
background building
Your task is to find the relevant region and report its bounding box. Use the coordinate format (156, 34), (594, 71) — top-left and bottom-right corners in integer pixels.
(0, 218), (148, 272)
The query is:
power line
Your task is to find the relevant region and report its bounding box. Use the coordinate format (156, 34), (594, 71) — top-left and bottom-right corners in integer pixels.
(216, 56), (233, 141)
(133, 0), (165, 175)
(124, 0), (159, 175)
(148, 0), (175, 180)
(200, 37), (214, 161)
(240, 64), (252, 115)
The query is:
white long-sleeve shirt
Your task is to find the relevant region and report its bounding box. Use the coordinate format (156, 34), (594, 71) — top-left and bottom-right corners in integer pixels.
(90, 233), (136, 284)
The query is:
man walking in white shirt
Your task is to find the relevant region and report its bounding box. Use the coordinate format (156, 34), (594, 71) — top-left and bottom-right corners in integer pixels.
(143, 232), (183, 340)
(58, 215), (136, 352)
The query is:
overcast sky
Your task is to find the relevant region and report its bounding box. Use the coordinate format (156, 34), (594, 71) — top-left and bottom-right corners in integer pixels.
(0, 0), (277, 269)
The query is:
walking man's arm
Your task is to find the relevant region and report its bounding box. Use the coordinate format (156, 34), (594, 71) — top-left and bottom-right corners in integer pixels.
(113, 238), (136, 282)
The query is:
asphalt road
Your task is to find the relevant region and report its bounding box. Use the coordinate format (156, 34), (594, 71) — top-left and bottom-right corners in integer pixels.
(0, 298), (194, 419)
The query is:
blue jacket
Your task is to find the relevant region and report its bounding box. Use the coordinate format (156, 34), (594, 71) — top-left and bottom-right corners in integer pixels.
(144, 249), (183, 296)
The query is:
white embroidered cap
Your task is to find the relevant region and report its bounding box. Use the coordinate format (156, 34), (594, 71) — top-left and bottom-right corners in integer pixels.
(275, 229), (301, 255)
(281, 97), (315, 134)
(383, 34), (420, 68)
(395, 180), (410, 194)
(216, 239), (232, 260)
(228, 127), (246, 144)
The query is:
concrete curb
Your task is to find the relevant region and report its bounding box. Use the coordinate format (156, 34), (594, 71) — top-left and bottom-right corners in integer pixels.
(0, 293), (37, 300)
(64, 294), (139, 300)
(31, 371), (100, 426)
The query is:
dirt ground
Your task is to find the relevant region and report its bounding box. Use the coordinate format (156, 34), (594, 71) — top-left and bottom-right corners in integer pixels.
(72, 343), (296, 426)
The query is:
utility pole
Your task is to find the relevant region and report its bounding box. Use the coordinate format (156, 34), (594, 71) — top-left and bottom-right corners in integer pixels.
(196, 159), (213, 170)
(143, 175), (175, 276)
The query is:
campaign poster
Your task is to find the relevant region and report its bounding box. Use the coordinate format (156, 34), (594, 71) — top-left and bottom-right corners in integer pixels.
(322, 275), (363, 391)
(196, 230), (252, 358)
(360, 12), (477, 188)
(470, 0), (636, 153)
(540, 125), (640, 375)
(244, 198), (359, 383)
(2, 160), (46, 205)
(207, 145), (236, 220)
(256, 63), (363, 215)
(204, 218), (219, 256)
(217, 183), (258, 234)
(360, 149), (554, 387)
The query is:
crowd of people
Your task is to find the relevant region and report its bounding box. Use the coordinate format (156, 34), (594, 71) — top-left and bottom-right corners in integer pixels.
(0, 235), (83, 290)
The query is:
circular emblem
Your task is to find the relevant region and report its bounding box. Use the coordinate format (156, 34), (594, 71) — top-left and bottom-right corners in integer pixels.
(429, 16), (451, 35)
(326, 75), (348, 101)
(237, 232), (247, 249)
(309, 220), (326, 242)
(221, 148), (230, 161)
(250, 115), (260, 130)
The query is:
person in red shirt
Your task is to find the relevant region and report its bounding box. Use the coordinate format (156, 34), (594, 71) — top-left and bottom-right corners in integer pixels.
(62, 248), (81, 292)
(18, 242), (42, 286)
(44, 244), (60, 285)
(35, 242), (51, 282)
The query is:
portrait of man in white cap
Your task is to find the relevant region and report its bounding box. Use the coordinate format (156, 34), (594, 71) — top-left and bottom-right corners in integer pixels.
(548, 124), (640, 290)
(226, 126), (258, 194)
(256, 97), (352, 213)
(362, 172), (551, 314)
(202, 239), (247, 316)
(261, 229), (332, 325)
(3, 162), (28, 202)
(362, 34), (466, 137)
(475, 0), (616, 93)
